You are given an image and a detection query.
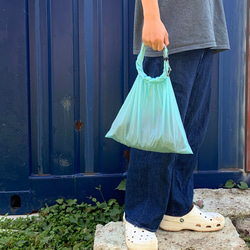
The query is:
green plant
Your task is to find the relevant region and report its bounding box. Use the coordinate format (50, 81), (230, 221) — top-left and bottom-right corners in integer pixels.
(0, 192), (124, 249)
(244, 237), (250, 248)
(193, 200), (204, 209)
(115, 179), (126, 191)
(237, 231), (250, 248)
(224, 180), (249, 190)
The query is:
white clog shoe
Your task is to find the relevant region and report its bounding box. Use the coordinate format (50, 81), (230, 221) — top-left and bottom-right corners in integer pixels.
(160, 205), (225, 232)
(124, 216), (158, 250)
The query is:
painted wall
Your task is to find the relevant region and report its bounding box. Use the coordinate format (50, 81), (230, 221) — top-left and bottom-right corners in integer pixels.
(0, 0), (248, 215)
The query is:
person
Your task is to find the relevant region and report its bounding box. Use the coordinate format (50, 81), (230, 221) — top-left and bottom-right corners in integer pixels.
(123, 0), (230, 249)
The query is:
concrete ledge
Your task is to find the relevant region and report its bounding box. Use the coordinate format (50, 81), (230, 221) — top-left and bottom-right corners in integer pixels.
(94, 188), (250, 250)
(94, 218), (247, 250)
(193, 188), (250, 219)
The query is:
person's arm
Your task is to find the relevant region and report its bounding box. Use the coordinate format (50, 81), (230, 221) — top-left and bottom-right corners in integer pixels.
(141, 0), (169, 51)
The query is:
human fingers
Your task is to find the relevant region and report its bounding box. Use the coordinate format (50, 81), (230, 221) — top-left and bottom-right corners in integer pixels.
(164, 31), (169, 47)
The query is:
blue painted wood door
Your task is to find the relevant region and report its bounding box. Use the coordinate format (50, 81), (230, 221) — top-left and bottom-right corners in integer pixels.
(0, 0), (248, 215)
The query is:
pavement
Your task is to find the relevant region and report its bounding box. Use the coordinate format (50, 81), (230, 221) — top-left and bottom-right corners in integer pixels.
(94, 188), (250, 250)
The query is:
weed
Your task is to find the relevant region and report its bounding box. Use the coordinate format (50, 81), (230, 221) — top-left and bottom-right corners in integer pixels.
(115, 179), (126, 191)
(224, 180), (249, 190)
(193, 200), (204, 209)
(0, 196), (124, 249)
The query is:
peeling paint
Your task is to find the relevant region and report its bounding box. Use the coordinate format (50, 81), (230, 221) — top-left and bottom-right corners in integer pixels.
(59, 154), (71, 167)
(61, 95), (71, 112)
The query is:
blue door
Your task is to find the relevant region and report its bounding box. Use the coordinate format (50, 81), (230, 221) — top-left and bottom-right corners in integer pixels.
(0, 0), (248, 215)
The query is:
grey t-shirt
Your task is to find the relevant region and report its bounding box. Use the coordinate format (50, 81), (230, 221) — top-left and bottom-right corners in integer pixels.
(133, 0), (230, 56)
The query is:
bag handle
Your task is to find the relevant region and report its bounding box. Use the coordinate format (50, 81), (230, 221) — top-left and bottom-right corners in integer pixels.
(163, 44), (172, 77)
(136, 43), (172, 79)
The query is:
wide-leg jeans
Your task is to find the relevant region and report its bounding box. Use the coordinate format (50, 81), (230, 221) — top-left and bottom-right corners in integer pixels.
(124, 49), (214, 232)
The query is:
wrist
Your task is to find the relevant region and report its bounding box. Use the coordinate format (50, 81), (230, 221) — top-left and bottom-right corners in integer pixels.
(141, 0), (161, 21)
(143, 10), (160, 21)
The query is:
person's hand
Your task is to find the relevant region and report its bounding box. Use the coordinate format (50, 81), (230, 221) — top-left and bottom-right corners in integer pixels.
(142, 18), (169, 51)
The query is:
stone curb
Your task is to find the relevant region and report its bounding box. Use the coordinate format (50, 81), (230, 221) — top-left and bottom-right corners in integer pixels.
(94, 218), (248, 250)
(94, 188), (250, 250)
(193, 188), (250, 219)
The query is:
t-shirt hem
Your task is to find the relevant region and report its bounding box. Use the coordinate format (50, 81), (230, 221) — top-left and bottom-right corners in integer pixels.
(133, 42), (230, 56)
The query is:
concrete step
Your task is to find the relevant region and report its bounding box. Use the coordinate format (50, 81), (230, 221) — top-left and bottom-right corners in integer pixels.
(94, 218), (247, 250)
(193, 188), (250, 219)
(94, 188), (250, 250)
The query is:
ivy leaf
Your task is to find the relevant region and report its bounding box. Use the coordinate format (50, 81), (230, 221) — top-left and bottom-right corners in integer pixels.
(98, 201), (108, 209)
(84, 234), (93, 241)
(0, 193), (124, 249)
(108, 199), (117, 206)
(115, 179), (126, 191)
(224, 179), (236, 189)
(66, 199), (77, 206)
(16, 240), (27, 246)
(73, 242), (84, 250)
(69, 216), (78, 224)
(237, 182), (249, 190)
(56, 198), (64, 205)
(66, 207), (74, 213)
(40, 235), (54, 245)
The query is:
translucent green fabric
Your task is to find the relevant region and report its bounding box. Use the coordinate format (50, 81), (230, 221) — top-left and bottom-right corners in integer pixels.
(106, 44), (192, 154)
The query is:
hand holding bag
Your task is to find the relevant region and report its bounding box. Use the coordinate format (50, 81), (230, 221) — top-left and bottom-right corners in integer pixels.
(105, 44), (192, 154)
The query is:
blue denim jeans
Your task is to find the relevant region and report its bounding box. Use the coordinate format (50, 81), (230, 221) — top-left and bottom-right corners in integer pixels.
(124, 49), (213, 232)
